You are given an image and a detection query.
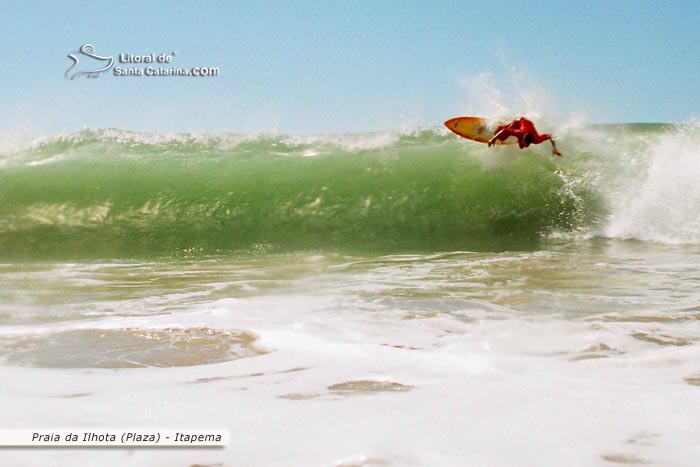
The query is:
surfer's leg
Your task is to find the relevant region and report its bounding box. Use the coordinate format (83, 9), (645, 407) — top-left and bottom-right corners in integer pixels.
(488, 129), (509, 147)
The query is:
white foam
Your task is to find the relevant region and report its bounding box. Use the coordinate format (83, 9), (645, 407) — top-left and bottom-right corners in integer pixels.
(2, 251), (700, 466)
(603, 124), (700, 244)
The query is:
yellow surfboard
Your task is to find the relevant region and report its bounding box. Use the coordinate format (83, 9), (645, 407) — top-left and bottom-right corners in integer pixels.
(444, 116), (517, 145)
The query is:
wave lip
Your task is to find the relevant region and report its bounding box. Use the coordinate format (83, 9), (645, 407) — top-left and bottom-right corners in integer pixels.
(0, 127), (454, 168)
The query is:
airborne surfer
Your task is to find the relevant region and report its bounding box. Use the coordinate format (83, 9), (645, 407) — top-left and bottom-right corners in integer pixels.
(488, 117), (562, 157)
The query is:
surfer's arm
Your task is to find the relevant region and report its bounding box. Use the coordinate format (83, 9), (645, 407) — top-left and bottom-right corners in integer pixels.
(547, 136), (562, 157)
(551, 143), (562, 157)
(533, 132), (562, 157)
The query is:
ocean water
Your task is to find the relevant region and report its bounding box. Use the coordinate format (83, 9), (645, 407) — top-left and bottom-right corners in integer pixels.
(1, 124), (700, 466)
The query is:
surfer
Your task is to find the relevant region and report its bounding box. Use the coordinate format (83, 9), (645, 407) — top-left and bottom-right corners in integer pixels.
(488, 117), (562, 157)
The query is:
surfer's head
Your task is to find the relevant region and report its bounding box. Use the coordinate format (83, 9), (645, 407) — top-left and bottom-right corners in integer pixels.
(523, 133), (534, 146)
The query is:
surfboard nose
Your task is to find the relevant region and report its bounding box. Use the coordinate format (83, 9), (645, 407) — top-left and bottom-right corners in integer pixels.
(444, 118), (459, 130)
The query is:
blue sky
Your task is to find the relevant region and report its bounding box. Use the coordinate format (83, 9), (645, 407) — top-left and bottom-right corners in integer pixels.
(1, 0), (699, 136)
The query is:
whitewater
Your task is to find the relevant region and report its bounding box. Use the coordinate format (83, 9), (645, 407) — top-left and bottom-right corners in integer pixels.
(1, 124), (700, 466)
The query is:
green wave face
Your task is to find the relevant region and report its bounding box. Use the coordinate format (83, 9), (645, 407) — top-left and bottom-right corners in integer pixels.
(0, 129), (601, 259)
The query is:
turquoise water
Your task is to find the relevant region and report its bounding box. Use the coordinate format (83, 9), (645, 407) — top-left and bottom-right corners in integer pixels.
(0, 128), (608, 259)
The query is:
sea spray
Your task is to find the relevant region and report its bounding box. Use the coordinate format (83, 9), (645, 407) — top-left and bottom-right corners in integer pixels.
(603, 123), (700, 243)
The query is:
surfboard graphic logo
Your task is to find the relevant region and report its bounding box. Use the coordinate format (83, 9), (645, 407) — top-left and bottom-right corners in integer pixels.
(65, 44), (114, 80)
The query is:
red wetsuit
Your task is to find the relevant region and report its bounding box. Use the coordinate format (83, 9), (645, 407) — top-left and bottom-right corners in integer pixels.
(488, 117), (561, 156)
(493, 117), (550, 148)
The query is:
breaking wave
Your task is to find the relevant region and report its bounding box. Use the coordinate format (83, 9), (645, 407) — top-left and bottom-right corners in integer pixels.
(1, 122), (695, 259)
